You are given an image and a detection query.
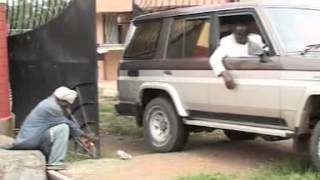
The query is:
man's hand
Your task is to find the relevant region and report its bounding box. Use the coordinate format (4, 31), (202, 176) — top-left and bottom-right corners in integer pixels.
(221, 71), (236, 90)
(80, 134), (96, 150)
(62, 107), (72, 117)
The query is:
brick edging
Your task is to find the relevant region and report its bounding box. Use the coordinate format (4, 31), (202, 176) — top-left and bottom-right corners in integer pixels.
(0, 115), (11, 121)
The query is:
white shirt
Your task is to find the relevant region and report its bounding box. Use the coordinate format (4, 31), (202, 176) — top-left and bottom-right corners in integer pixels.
(209, 33), (264, 76)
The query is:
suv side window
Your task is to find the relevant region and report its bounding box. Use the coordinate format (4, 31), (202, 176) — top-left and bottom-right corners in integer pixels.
(185, 19), (210, 57)
(167, 19), (184, 58)
(167, 17), (210, 59)
(216, 12), (279, 70)
(217, 12), (275, 57)
(124, 20), (162, 59)
(218, 14), (263, 42)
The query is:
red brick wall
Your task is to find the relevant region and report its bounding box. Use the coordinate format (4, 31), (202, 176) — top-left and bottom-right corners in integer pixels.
(0, 4), (10, 120)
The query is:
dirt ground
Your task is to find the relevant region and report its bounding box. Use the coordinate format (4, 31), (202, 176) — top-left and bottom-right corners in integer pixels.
(62, 132), (302, 180)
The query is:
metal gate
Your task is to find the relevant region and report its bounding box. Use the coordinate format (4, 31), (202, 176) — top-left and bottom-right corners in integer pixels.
(7, 0), (100, 156)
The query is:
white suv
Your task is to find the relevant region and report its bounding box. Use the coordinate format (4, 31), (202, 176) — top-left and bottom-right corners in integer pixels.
(116, 2), (320, 169)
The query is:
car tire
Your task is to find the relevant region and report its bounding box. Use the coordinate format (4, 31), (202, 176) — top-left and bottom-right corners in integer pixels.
(224, 130), (257, 141)
(310, 120), (320, 169)
(143, 97), (189, 152)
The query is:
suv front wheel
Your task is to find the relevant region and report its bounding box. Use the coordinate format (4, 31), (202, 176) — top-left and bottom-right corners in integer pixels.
(310, 120), (320, 169)
(143, 97), (189, 152)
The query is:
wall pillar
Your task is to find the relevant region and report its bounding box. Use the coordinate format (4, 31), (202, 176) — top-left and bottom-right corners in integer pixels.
(0, 1), (13, 136)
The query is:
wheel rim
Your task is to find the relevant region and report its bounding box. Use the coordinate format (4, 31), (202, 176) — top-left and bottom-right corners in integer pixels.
(149, 109), (170, 145)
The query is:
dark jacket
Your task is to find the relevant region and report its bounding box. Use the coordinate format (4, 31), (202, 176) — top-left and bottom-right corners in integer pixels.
(1, 96), (84, 152)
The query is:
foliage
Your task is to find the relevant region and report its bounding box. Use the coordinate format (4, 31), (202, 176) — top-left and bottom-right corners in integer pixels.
(99, 100), (144, 138)
(7, 0), (71, 34)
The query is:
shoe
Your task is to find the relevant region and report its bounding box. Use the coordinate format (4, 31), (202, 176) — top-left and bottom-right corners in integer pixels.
(46, 164), (67, 171)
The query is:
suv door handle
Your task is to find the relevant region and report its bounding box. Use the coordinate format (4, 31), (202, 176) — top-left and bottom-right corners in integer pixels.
(128, 70), (139, 77)
(164, 70), (172, 75)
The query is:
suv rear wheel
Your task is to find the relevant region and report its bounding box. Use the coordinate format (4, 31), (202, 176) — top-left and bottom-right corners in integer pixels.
(224, 130), (257, 141)
(143, 97), (189, 152)
(310, 120), (320, 169)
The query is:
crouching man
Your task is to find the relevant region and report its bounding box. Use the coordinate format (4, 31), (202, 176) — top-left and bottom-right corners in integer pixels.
(0, 86), (95, 170)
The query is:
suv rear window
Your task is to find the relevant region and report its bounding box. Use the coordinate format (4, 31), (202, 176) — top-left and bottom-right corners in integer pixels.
(124, 20), (162, 59)
(167, 17), (210, 59)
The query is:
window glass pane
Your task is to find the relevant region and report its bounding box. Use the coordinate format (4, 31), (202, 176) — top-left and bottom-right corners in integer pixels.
(219, 14), (259, 39)
(124, 20), (162, 59)
(104, 14), (119, 44)
(167, 19), (184, 58)
(185, 19), (210, 58)
(266, 8), (320, 52)
(167, 18), (210, 59)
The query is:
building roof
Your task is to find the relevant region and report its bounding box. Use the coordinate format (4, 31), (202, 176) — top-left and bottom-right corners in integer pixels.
(135, 0), (232, 11)
(134, 2), (320, 21)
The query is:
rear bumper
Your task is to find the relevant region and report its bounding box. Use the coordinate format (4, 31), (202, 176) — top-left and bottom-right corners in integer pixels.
(115, 102), (138, 116)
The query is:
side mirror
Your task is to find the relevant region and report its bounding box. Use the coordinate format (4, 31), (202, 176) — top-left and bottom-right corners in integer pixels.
(248, 41), (264, 56)
(248, 41), (270, 63)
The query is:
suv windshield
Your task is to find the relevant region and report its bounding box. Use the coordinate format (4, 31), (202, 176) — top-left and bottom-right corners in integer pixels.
(266, 8), (320, 53)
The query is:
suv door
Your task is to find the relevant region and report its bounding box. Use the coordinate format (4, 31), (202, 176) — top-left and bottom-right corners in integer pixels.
(119, 19), (163, 103)
(163, 14), (216, 113)
(207, 10), (286, 128)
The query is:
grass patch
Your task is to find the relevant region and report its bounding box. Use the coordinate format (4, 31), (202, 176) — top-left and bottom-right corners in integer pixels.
(249, 159), (320, 180)
(99, 102), (115, 113)
(178, 173), (232, 180)
(99, 100), (144, 138)
(65, 151), (90, 162)
(178, 159), (320, 180)
(100, 113), (143, 138)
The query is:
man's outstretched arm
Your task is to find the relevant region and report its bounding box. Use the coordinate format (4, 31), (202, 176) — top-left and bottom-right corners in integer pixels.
(66, 116), (96, 149)
(209, 46), (236, 90)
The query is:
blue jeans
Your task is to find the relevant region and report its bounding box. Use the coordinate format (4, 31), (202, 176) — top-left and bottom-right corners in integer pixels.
(48, 124), (69, 165)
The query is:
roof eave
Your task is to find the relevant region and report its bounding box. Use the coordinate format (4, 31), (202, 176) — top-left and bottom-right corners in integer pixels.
(133, 2), (320, 22)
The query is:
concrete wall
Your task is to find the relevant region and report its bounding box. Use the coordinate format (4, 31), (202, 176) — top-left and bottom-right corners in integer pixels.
(0, 3), (9, 120)
(97, 61), (105, 81)
(0, 2), (13, 136)
(104, 51), (122, 81)
(96, 13), (104, 45)
(96, 0), (133, 13)
(97, 50), (122, 81)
